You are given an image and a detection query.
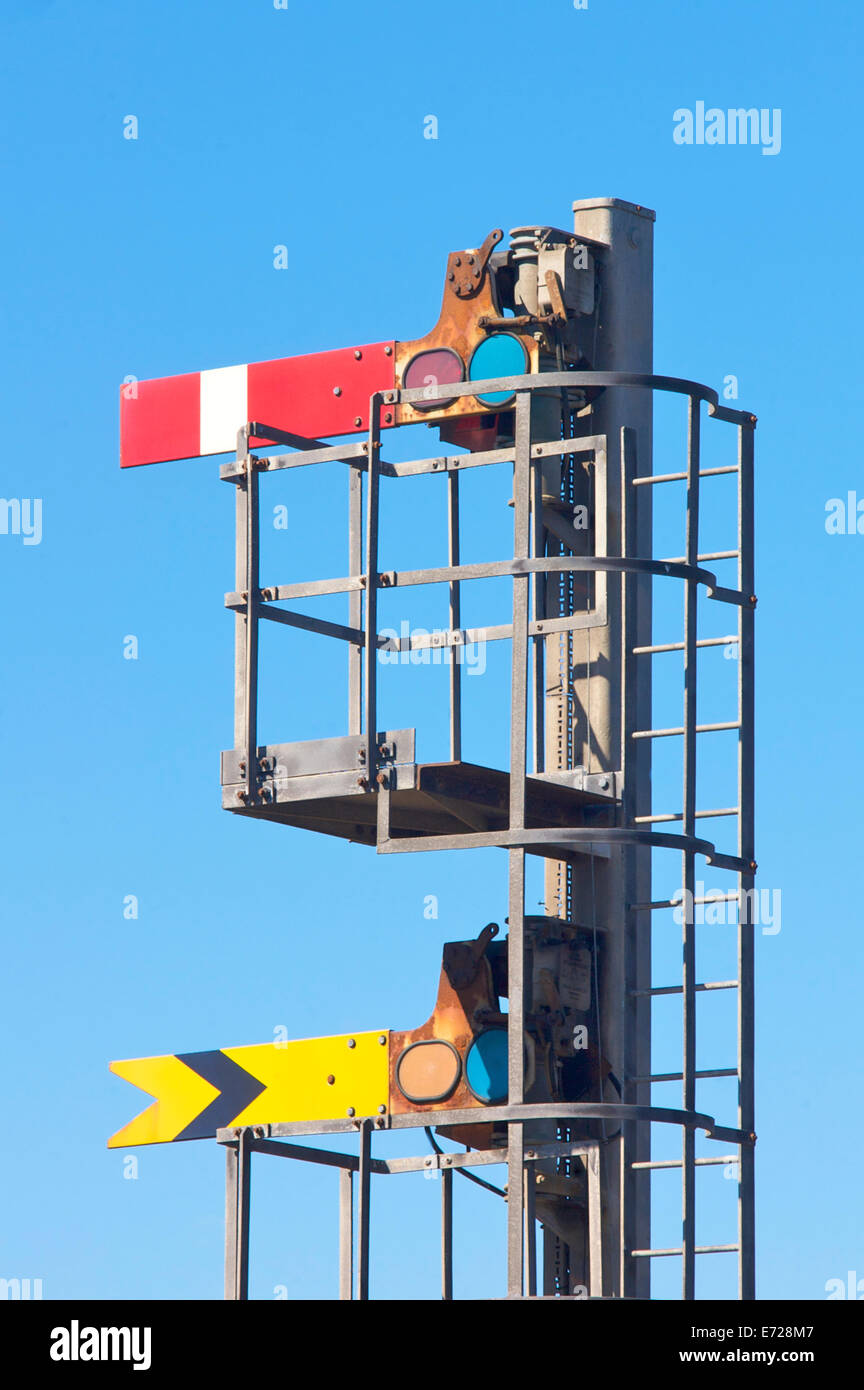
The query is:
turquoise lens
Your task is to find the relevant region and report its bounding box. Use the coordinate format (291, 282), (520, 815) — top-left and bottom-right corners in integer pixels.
(469, 333), (527, 406)
(465, 1028), (509, 1104)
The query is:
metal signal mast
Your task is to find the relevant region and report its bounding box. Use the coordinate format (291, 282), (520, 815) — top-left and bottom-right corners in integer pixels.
(111, 196), (756, 1300)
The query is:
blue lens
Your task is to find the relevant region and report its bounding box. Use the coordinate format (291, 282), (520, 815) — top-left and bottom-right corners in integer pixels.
(469, 333), (527, 406)
(465, 1028), (509, 1104)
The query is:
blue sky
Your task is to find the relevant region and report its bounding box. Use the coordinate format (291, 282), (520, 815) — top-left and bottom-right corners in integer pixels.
(1, 0), (862, 1301)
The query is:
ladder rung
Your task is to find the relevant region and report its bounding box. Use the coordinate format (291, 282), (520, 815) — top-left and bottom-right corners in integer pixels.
(661, 550), (738, 565)
(631, 1156), (739, 1170)
(631, 722), (740, 739)
(629, 1069), (738, 1083)
(632, 1244), (740, 1258)
(633, 636), (739, 655)
(628, 895), (739, 912)
(631, 465), (738, 487)
(631, 980), (739, 997)
(634, 808), (738, 825)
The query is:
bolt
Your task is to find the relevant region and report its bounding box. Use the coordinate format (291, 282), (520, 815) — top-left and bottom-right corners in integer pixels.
(467, 255), (475, 264)
(347, 1107), (355, 1118)
(378, 1035), (386, 1045)
(254, 1127), (264, 1138)
(347, 1038), (356, 1049)
(454, 256), (461, 266)
(384, 412), (392, 424)
(376, 771), (388, 786)
(447, 272), (455, 282)
(378, 1105), (386, 1115)
(233, 1129), (242, 1139)
(384, 345), (393, 356)
(599, 777), (610, 791)
(356, 777), (368, 788)
(473, 268), (480, 278)
(333, 386), (342, 396)
(354, 349), (362, 359)
(327, 1074), (335, 1085)
(354, 416), (362, 427)
(239, 761), (246, 773)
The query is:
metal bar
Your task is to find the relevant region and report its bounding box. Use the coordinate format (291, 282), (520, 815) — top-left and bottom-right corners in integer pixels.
(244, 451), (260, 807)
(620, 424), (643, 1301)
(634, 808), (738, 824)
(247, 552), (724, 604)
(632, 981), (739, 997)
(448, 472), (462, 763)
(257, 606), (366, 645)
(530, 433), (605, 458)
(224, 1141), (238, 1301)
(634, 636), (738, 655)
(524, 1164), (537, 1298)
(387, 1140), (592, 1174)
(382, 445), (515, 479)
(506, 388), (532, 1300)
(248, 420), (329, 449)
(632, 1157), (738, 1171)
(220, 440), (368, 480)
(255, 1101), (755, 1143)
(632, 465), (738, 486)
(587, 1144), (604, 1297)
(356, 1119), (372, 1300)
(629, 897), (738, 911)
(339, 1169), (353, 1300)
(507, 1114), (525, 1299)
(441, 1167), (453, 1300)
(662, 551), (738, 564)
(224, 1131), (251, 1301)
(395, 370), (753, 419)
(681, 393), (700, 1301)
(630, 1069), (738, 1083)
(376, 825), (741, 866)
(632, 722), (740, 739)
(363, 399), (381, 785)
(233, 430), (249, 756)
(375, 553), (720, 590)
(531, 450), (545, 774)
(246, 1137), (386, 1171)
(737, 420), (757, 1300)
(349, 463), (362, 735)
(633, 1245), (739, 1258)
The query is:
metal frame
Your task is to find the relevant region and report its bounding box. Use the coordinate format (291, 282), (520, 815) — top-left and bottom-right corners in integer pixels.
(219, 368), (756, 1300)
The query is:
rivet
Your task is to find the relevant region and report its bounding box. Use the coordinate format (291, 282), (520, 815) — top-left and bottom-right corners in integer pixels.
(384, 346), (393, 356)
(354, 349), (362, 359)
(454, 256), (461, 266)
(333, 386), (342, 396)
(347, 1038), (356, 1049)
(378, 1035), (387, 1045)
(377, 1105), (386, 1115)
(347, 1107), (356, 1117)
(384, 412), (392, 424)
(327, 1074), (335, 1085)
(354, 416), (362, 427)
